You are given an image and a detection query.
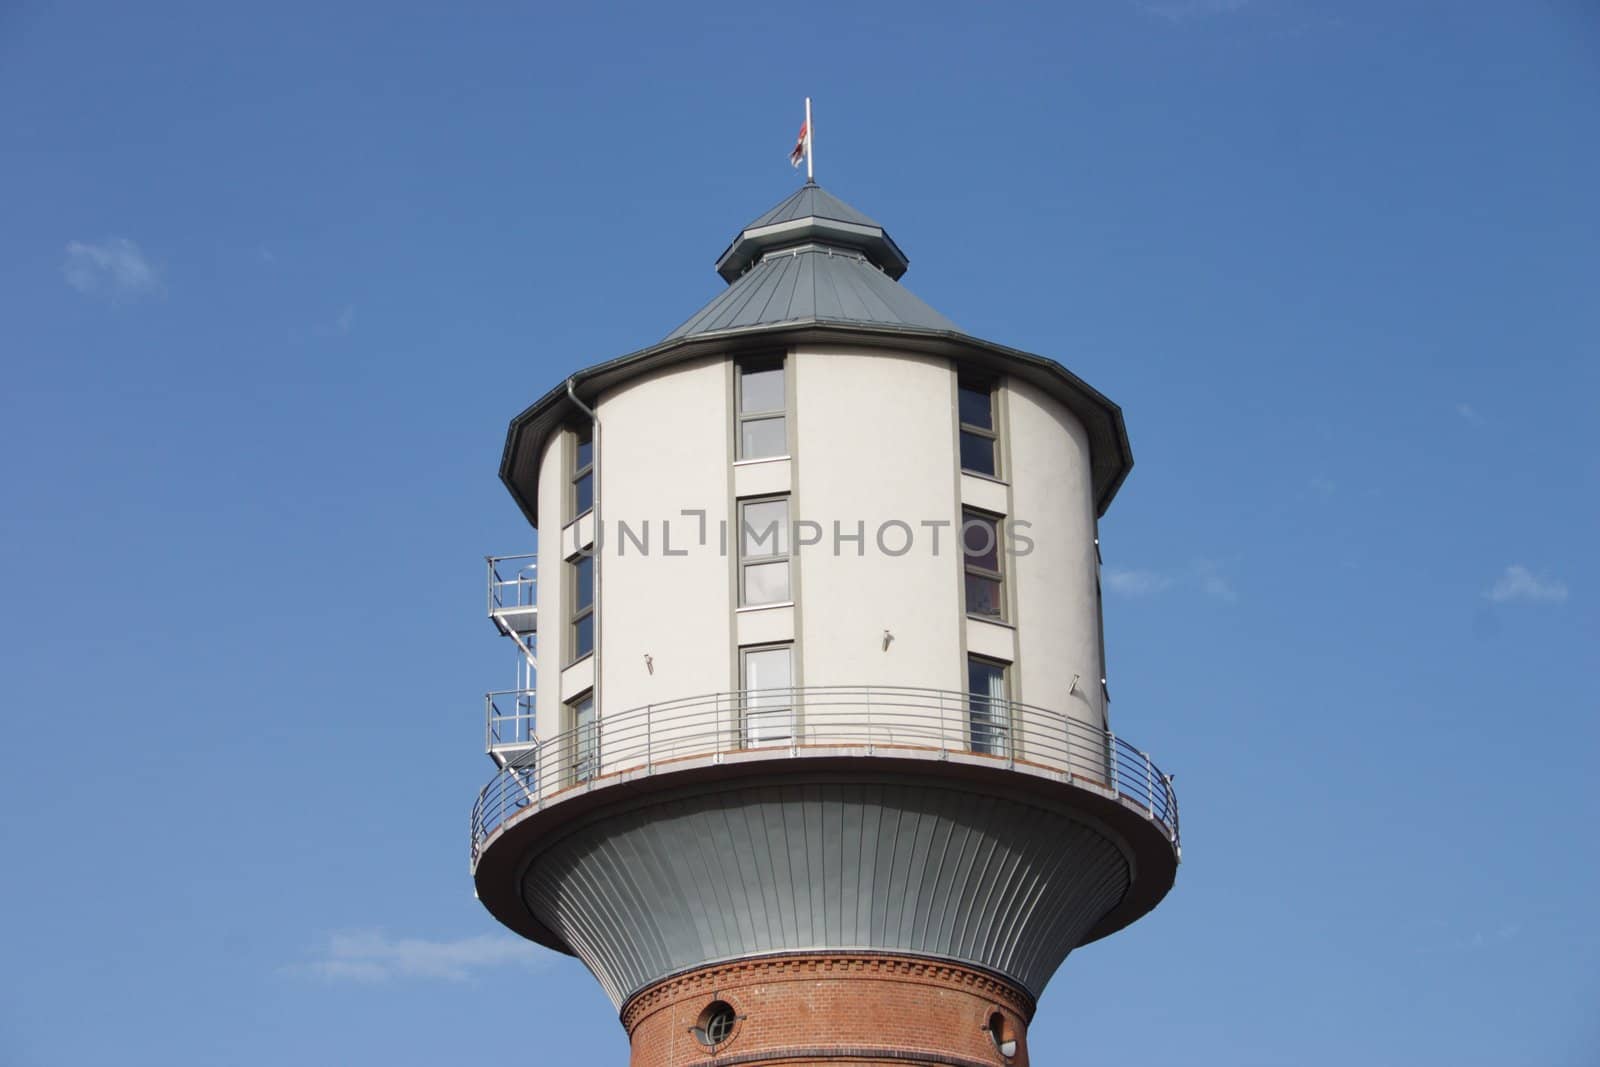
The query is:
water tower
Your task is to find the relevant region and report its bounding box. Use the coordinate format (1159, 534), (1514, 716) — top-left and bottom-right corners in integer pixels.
(472, 178), (1180, 1067)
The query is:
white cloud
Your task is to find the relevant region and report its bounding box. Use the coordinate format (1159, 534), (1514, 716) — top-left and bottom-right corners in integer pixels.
(1456, 402), (1484, 425)
(296, 930), (540, 983)
(62, 238), (162, 299)
(1103, 568), (1174, 596)
(1102, 561), (1237, 602)
(1487, 565), (1568, 604)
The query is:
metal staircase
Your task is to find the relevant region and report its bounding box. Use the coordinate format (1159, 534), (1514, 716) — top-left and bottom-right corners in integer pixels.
(485, 554), (537, 767)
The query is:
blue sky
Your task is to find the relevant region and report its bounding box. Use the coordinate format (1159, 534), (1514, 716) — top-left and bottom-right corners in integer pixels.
(2, 2), (1597, 1064)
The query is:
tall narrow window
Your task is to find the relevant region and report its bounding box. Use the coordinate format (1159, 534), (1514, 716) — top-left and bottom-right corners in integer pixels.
(962, 509), (1005, 620)
(737, 357), (786, 460)
(958, 377), (998, 477)
(571, 424), (594, 517)
(967, 656), (1010, 756)
(568, 554), (594, 662)
(567, 693), (596, 782)
(741, 645), (793, 745)
(739, 496), (791, 606)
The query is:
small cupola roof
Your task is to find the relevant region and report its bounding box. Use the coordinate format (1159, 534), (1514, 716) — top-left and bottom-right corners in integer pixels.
(667, 181), (955, 342)
(714, 180), (910, 282)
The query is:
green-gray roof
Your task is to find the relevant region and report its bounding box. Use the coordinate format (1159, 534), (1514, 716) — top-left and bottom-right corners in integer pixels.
(666, 244), (957, 341)
(668, 180), (950, 340)
(743, 182), (885, 230)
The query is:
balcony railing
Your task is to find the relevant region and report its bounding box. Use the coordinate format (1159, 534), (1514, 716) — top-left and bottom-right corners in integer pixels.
(487, 554), (537, 637)
(470, 686), (1178, 869)
(486, 688), (537, 755)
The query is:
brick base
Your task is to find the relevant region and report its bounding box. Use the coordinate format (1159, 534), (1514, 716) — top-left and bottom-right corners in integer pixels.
(620, 954), (1034, 1067)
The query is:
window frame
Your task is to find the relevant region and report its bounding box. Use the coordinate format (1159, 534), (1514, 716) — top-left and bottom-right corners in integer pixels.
(567, 552), (594, 665)
(966, 655), (1011, 757)
(570, 423), (594, 519)
(957, 375), (1000, 479)
(735, 355), (788, 461)
(737, 494), (792, 607)
(739, 643), (794, 746)
(961, 507), (1007, 622)
(565, 691), (597, 784)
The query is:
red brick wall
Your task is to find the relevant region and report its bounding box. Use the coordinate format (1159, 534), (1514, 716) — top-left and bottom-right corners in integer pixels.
(621, 954), (1033, 1067)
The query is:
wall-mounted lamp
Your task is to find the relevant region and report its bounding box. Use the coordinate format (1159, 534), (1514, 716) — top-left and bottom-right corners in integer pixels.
(644, 653), (654, 675)
(1068, 673), (1080, 696)
(881, 630), (894, 652)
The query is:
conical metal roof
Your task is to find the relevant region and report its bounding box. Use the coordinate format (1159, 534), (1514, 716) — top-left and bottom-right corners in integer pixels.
(742, 182), (885, 230)
(667, 181), (956, 341)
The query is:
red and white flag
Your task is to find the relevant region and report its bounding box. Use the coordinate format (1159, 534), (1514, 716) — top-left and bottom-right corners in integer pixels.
(789, 120), (809, 168)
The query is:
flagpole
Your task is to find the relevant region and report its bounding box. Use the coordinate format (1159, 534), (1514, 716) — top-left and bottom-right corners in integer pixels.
(805, 96), (814, 181)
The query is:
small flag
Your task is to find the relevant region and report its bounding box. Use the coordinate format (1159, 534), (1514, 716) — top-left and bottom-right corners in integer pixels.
(789, 120), (809, 168)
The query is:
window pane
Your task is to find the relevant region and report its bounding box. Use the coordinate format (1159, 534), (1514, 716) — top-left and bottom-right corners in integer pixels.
(740, 362), (785, 413)
(573, 613), (594, 658)
(962, 514), (1000, 572)
(740, 415), (787, 459)
(958, 382), (993, 430)
(968, 657), (1004, 696)
(743, 647), (792, 743)
(573, 555), (594, 610)
(744, 647), (792, 697)
(959, 431), (996, 476)
(967, 658), (1007, 756)
(741, 499), (789, 557)
(965, 573), (1003, 617)
(574, 471), (593, 514)
(574, 433), (593, 472)
(744, 560), (791, 605)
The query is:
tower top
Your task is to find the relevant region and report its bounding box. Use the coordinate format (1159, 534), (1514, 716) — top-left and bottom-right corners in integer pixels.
(664, 182), (954, 344)
(499, 181), (1135, 526)
(714, 180), (910, 282)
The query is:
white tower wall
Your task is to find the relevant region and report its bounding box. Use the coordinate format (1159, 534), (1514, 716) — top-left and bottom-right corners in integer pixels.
(532, 348), (1108, 759)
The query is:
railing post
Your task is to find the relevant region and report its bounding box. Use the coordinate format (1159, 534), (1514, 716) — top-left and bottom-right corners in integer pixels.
(645, 703), (653, 773)
(1005, 698), (1015, 770)
(865, 688), (874, 754)
(939, 690), (948, 759)
(1144, 753), (1154, 816)
(1063, 714), (1072, 782)
(1108, 731), (1119, 796)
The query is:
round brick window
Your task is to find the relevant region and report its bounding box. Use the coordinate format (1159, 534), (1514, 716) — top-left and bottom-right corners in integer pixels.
(694, 1001), (737, 1048)
(988, 1012), (1019, 1060)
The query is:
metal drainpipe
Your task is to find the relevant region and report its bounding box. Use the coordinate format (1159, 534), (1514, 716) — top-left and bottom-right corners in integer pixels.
(566, 377), (600, 718)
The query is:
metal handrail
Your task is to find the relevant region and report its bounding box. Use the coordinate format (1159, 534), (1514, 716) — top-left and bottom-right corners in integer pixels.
(469, 685), (1179, 869)
(486, 554), (537, 616)
(486, 688), (538, 751)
